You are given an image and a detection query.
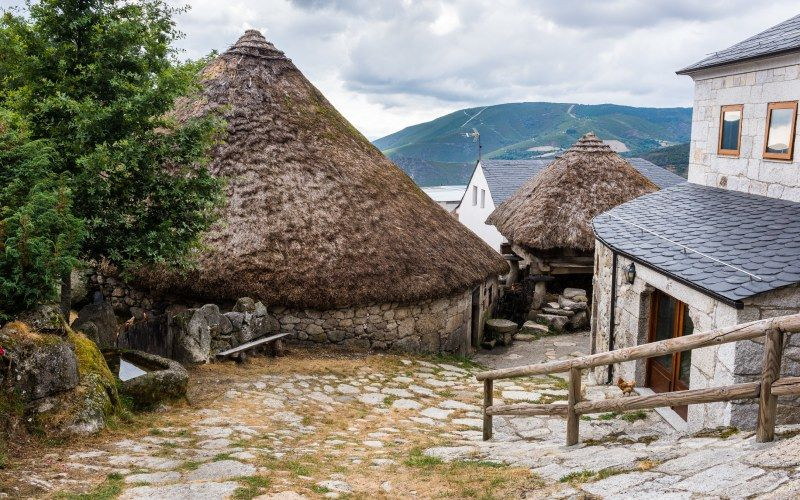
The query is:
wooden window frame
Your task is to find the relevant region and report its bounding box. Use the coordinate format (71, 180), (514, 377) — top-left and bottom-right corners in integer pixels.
(763, 101), (798, 161)
(717, 104), (744, 156)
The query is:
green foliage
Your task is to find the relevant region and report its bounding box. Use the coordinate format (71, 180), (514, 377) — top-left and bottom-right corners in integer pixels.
(640, 142), (690, 177)
(405, 448), (445, 468)
(0, 113), (83, 317)
(56, 472), (124, 500)
(233, 476), (271, 500)
(0, 0), (225, 296)
(619, 410), (648, 423)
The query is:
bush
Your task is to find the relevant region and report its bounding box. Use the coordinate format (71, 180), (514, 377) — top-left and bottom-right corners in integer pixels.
(0, 113), (83, 318)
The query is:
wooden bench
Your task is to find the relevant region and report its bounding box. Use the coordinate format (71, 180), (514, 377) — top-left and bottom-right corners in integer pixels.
(216, 332), (291, 362)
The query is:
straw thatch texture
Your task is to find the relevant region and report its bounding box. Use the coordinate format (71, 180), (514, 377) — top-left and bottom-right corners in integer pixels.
(487, 133), (658, 252)
(140, 31), (506, 309)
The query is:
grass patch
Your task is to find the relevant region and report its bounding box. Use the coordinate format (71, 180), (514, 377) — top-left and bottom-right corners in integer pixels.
(149, 428), (164, 436)
(213, 453), (234, 461)
(559, 468), (628, 484)
(233, 476), (270, 500)
(546, 375), (569, 390)
(405, 449), (444, 468)
(619, 410), (648, 423)
(383, 395), (398, 406)
(56, 473), (123, 500)
(310, 484), (330, 494)
(692, 426), (739, 439)
(180, 460), (201, 471)
(559, 470), (594, 483)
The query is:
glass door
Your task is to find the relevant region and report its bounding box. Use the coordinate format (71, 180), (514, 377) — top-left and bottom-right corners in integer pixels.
(646, 291), (694, 419)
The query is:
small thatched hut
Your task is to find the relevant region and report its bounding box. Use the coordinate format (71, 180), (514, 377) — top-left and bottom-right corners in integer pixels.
(487, 132), (658, 314)
(139, 31), (507, 354)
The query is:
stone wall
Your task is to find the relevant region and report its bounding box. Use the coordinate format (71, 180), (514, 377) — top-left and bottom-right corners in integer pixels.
(687, 53), (800, 201)
(592, 241), (761, 431)
(271, 276), (498, 356)
(729, 285), (800, 428)
(89, 259), (498, 357)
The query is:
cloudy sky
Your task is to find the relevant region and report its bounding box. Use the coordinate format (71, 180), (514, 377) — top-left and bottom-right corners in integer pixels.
(6, 1), (800, 139)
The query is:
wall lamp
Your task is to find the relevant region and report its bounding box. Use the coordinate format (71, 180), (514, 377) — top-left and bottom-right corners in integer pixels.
(625, 262), (636, 284)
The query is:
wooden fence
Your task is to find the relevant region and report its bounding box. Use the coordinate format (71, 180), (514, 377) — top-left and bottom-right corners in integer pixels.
(475, 314), (800, 445)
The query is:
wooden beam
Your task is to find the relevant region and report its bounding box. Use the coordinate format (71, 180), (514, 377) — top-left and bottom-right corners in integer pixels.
(482, 379), (493, 440)
(484, 403), (569, 417)
(573, 382), (760, 414)
(757, 329), (783, 443)
(566, 367), (581, 446)
(475, 314), (800, 381)
(771, 376), (800, 396)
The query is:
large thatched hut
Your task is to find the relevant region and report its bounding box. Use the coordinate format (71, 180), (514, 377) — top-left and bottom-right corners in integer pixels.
(138, 31), (507, 354)
(487, 132), (657, 318)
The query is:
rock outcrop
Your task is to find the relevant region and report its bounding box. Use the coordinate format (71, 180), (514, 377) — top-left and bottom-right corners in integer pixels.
(71, 302), (119, 349)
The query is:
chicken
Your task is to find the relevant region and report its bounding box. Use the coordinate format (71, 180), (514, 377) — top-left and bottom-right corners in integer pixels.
(617, 377), (636, 397)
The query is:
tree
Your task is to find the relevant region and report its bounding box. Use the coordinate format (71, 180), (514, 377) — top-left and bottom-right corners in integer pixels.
(0, 0), (225, 314)
(0, 111), (84, 318)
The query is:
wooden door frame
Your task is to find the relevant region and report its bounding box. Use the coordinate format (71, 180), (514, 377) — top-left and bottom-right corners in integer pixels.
(646, 291), (691, 418)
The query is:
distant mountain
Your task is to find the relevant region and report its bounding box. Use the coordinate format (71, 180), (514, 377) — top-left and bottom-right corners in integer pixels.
(640, 142), (690, 178)
(375, 102), (692, 186)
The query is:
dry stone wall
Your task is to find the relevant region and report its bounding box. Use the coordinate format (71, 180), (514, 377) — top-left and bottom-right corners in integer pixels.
(89, 262), (496, 358)
(270, 289), (474, 355)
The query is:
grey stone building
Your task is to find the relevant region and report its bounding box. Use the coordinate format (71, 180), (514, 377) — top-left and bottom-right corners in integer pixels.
(591, 14), (800, 431)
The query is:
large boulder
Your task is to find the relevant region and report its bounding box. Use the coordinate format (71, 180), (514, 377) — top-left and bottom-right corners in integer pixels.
(0, 321), (121, 437)
(16, 304), (66, 335)
(0, 322), (79, 400)
(57, 331), (121, 435)
(171, 309), (211, 364)
(536, 314), (570, 332)
(228, 298), (279, 346)
(112, 350), (189, 409)
(71, 302), (118, 349)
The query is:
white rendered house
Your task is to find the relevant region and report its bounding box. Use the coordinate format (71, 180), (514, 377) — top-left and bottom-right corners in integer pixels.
(591, 14), (800, 431)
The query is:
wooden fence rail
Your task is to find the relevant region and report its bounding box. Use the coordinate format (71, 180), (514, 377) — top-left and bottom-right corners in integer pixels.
(476, 314), (800, 445)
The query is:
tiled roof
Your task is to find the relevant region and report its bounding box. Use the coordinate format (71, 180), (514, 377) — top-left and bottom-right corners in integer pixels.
(593, 183), (800, 305)
(482, 158), (684, 205)
(482, 160), (552, 205)
(678, 14), (800, 74)
(625, 158), (686, 189)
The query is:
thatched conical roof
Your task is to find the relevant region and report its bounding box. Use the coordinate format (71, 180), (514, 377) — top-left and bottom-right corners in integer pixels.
(141, 30), (506, 309)
(487, 132), (658, 252)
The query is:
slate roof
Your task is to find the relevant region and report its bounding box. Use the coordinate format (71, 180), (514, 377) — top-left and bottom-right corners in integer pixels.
(481, 158), (684, 205)
(482, 160), (552, 205)
(678, 14), (800, 74)
(625, 158), (686, 189)
(593, 183), (800, 306)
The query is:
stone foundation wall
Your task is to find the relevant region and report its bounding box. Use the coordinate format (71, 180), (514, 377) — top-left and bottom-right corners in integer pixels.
(87, 260), (498, 357)
(271, 276), (498, 355)
(730, 285), (800, 428)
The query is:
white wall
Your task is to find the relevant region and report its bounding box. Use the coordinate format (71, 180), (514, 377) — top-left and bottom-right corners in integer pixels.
(456, 163), (505, 251)
(686, 53), (800, 201)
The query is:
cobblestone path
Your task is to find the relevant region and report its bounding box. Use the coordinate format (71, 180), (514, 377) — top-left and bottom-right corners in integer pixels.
(1, 345), (799, 499)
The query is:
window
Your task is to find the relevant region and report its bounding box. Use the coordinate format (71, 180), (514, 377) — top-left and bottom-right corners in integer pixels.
(717, 104), (743, 156)
(472, 185), (478, 206)
(480, 189), (485, 208)
(763, 101), (798, 161)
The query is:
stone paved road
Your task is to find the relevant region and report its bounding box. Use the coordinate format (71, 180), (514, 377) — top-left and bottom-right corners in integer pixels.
(2, 343), (799, 499)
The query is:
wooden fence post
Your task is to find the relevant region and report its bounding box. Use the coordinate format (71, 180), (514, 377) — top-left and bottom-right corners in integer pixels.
(566, 367), (581, 446)
(483, 379), (493, 440)
(756, 329), (783, 443)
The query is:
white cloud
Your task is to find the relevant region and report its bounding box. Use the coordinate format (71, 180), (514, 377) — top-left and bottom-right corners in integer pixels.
(7, 0), (799, 139)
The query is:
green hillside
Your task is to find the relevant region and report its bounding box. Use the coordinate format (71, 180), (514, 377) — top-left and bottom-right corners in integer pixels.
(640, 142), (690, 178)
(375, 102), (692, 185)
